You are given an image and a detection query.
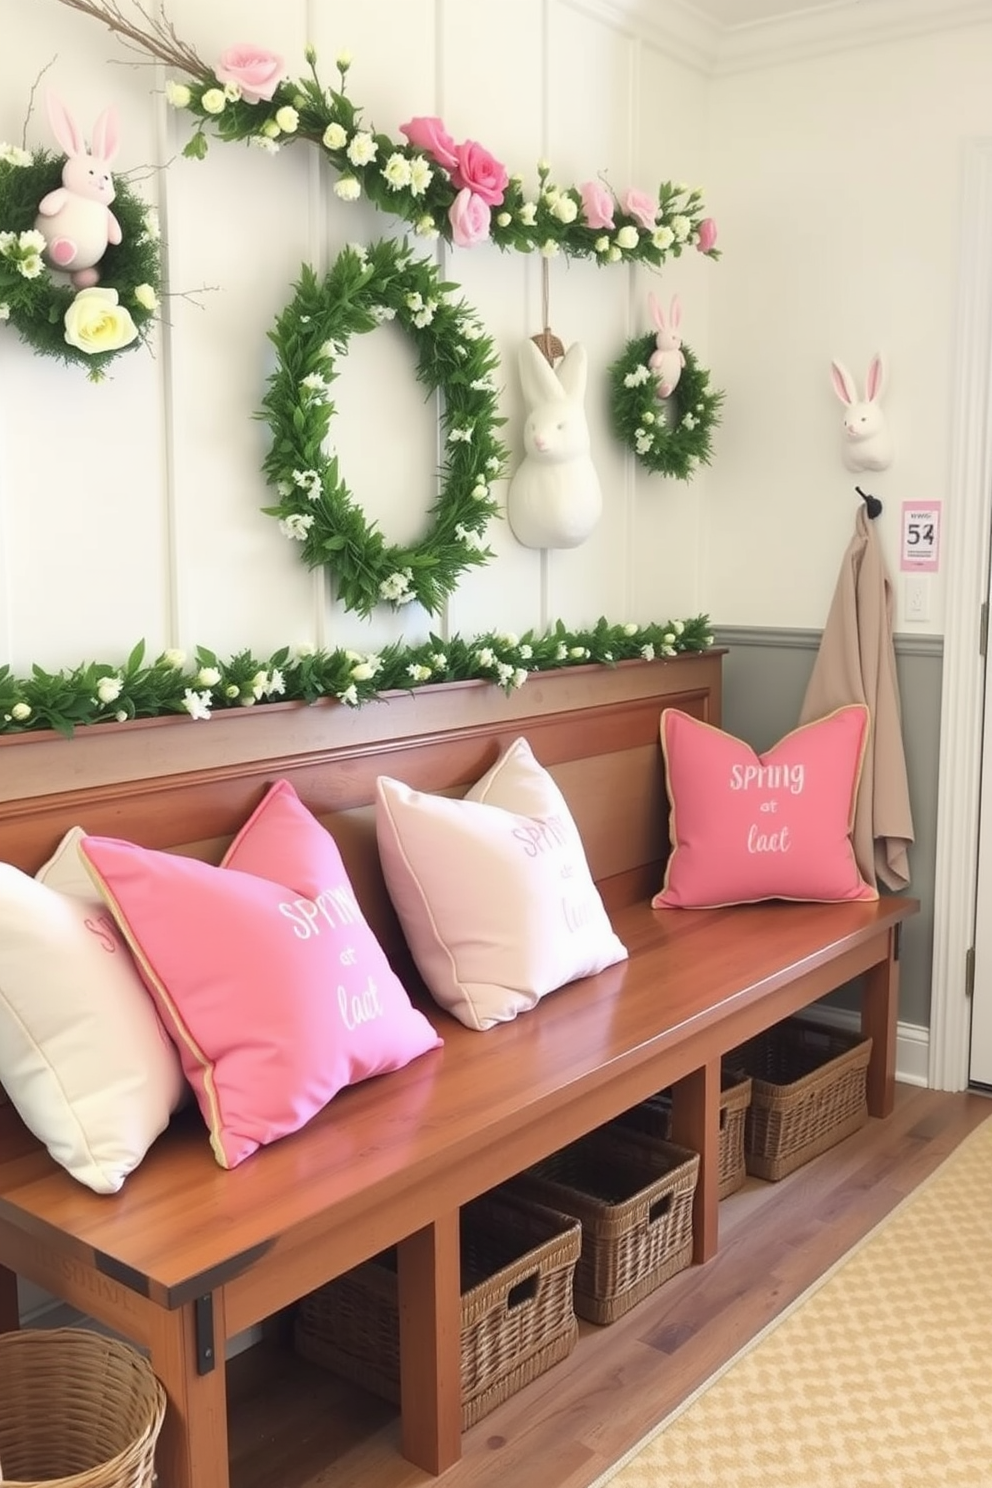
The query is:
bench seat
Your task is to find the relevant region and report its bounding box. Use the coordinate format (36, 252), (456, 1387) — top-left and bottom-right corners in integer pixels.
(0, 654), (918, 1487)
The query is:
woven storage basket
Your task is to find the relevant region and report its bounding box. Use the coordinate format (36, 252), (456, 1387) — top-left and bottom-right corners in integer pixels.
(728, 1018), (872, 1181)
(294, 1187), (581, 1429)
(614, 1070), (752, 1200)
(509, 1126), (699, 1325)
(0, 1328), (166, 1488)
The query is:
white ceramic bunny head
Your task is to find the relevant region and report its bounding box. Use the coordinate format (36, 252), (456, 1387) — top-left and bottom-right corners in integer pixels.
(830, 353), (893, 472)
(34, 93), (123, 289)
(506, 340), (603, 549)
(648, 292), (686, 399)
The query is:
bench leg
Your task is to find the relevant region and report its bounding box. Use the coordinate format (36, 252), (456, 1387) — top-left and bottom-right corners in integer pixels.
(0, 1263), (19, 1332)
(670, 1059), (721, 1264)
(861, 925), (900, 1119)
(397, 1211), (462, 1474)
(146, 1291), (230, 1488)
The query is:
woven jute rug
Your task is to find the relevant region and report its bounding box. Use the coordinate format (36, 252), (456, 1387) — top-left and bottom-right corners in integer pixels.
(591, 1114), (992, 1488)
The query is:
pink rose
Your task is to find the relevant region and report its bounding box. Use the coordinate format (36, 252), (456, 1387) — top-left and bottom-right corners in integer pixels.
(696, 217), (718, 253)
(622, 188), (658, 232)
(449, 188), (491, 247)
(400, 116), (459, 170)
(450, 141), (508, 207)
(580, 180), (615, 230)
(214, 45), (286, 104)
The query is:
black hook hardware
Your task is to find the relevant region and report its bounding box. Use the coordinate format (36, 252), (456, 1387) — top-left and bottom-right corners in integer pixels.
(855, 485), (882, 519)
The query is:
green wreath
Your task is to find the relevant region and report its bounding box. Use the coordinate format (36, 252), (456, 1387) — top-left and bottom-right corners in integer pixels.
(607, 336), (723, 482)
(0, 148), (161, 380)
(260, 237), (507, 617)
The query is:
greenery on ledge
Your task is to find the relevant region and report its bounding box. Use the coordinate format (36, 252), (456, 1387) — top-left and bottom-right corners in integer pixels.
(0, 615), (713, 739)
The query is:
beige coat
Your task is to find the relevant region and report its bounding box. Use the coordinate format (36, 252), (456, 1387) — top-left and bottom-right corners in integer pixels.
(799, 505), (914, 891)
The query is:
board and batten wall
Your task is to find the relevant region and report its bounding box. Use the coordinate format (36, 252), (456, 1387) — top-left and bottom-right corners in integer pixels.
(0, 0), (714, 671)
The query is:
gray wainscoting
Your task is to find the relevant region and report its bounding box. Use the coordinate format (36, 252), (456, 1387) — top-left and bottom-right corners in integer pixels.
(713, 626), (943, 1030)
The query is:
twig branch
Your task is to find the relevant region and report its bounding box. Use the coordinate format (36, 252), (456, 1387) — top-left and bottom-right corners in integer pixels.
(23, 58), (58, 147)
(52, 0), (211, 80)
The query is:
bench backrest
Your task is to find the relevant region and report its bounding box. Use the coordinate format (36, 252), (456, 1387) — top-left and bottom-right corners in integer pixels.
(0, 654), (723, 990)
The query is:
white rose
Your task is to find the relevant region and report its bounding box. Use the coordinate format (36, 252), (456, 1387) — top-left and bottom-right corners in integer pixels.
(201, 89), (227, 115)
(11, 702), (31, 721)
(165, 80), (192, 108)
(96, 675), (123, 704)
(322, 122), (347, 150)
(334, 176), (361, 202)
(133, 283), (158, 311)
(275, 106), (299, 133)
(64, 288), (138, 355)
(196, 666), (222, 687)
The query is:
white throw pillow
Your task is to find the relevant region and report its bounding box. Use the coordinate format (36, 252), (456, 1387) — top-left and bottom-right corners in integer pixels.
(376, 737), (627, 1031)
(0, 828), (185, 1192)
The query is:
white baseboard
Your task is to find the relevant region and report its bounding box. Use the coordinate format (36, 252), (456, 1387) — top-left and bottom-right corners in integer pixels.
(801, 1003), (930, 1088)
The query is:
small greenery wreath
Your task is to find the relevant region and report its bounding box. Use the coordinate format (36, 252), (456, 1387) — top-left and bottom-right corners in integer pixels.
(607, 337), (724, 482)
(0, 146), (161, 379)
(260, 236), (506, 617)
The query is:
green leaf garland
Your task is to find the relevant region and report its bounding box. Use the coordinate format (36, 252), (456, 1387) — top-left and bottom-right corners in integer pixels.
(260, 237), (507, 617)
(607, 336), (724, 481)
(0, 616), (715, 738)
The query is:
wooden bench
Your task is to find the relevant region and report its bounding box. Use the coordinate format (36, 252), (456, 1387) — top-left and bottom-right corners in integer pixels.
(0, 652), (918, 1488)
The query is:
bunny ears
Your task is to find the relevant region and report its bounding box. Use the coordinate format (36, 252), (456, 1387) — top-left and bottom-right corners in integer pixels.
(649, 291), (681, 332)
(46, 92), (120, 164)
(830, 352), (886, 408)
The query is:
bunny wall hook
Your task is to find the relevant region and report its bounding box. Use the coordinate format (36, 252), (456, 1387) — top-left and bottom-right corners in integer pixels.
(648, 292), (685, 399)
(829, 352), (893, 472)
(507, 340), (603, 549)
(34, 93), (122, 289)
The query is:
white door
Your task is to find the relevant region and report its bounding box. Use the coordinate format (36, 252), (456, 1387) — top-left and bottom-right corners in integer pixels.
(971, 642), (992, 1086)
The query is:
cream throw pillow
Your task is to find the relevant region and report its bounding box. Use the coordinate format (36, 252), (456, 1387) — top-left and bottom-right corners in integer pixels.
(375, 737), (627, 1030)
(0, 828), (185, 1192)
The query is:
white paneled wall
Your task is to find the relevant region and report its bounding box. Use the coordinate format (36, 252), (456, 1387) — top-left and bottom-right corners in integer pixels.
(0, 0), (714, 678)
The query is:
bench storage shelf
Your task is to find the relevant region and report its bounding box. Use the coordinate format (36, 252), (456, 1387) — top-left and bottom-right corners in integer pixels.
(0, 651), (918, 1488)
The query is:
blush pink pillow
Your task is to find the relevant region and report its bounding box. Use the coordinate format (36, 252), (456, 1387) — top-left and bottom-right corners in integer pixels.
(653, 705), (877, 909)
(80, 781), (442, 1168)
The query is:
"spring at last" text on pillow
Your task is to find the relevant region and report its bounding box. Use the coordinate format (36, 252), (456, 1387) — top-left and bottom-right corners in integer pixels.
(80, 781), (442, 1168)
(376, 737), (628, 1031)
(653, 705), (877, 909)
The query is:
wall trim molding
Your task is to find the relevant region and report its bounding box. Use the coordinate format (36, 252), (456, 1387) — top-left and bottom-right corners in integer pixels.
(575, 0), (992, 75)
(560, 0), (720, 73)
(713, 0), (992, 75)
(713, 624), (943, 660)
(803, 1004), (930, 1089)
(929, 138), (992, 1093)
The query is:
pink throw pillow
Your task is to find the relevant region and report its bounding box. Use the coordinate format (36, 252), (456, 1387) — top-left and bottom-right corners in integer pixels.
(653, 706), (877, 909)
(80, 781), (442, 1168)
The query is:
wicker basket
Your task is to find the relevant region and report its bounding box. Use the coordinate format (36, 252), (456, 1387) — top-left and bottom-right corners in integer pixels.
(0, 1328), (166, 1488)
(728, 1018), (872, 1182)
(614, 1070), (752, 1200)
(294, 1188), (581, 1429)
(509, 1125), (699, 1325)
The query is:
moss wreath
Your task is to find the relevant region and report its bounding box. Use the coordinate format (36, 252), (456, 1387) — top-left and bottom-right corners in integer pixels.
(607, 336), (723, 482)
(0, 148), (161, 379)
(260, 236), (507, 618)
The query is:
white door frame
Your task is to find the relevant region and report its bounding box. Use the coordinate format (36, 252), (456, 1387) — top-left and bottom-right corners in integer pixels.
(929, 138), (992, 1090)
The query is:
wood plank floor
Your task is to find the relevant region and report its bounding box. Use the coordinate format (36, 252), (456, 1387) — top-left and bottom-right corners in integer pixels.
(226, 1084), (991, 1488)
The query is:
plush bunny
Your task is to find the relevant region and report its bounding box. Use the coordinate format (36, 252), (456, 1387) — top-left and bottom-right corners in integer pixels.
(34, 94), (122, 289)
(506, 341), (603, 550)
(648, 292), (685, 399)
(830, 353), (893, 472)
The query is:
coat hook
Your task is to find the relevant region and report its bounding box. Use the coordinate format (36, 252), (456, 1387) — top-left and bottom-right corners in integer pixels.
(855, 485), (882, 520)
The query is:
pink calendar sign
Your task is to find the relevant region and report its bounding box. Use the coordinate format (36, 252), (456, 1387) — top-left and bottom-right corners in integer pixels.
(900, 502), (941, 572)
